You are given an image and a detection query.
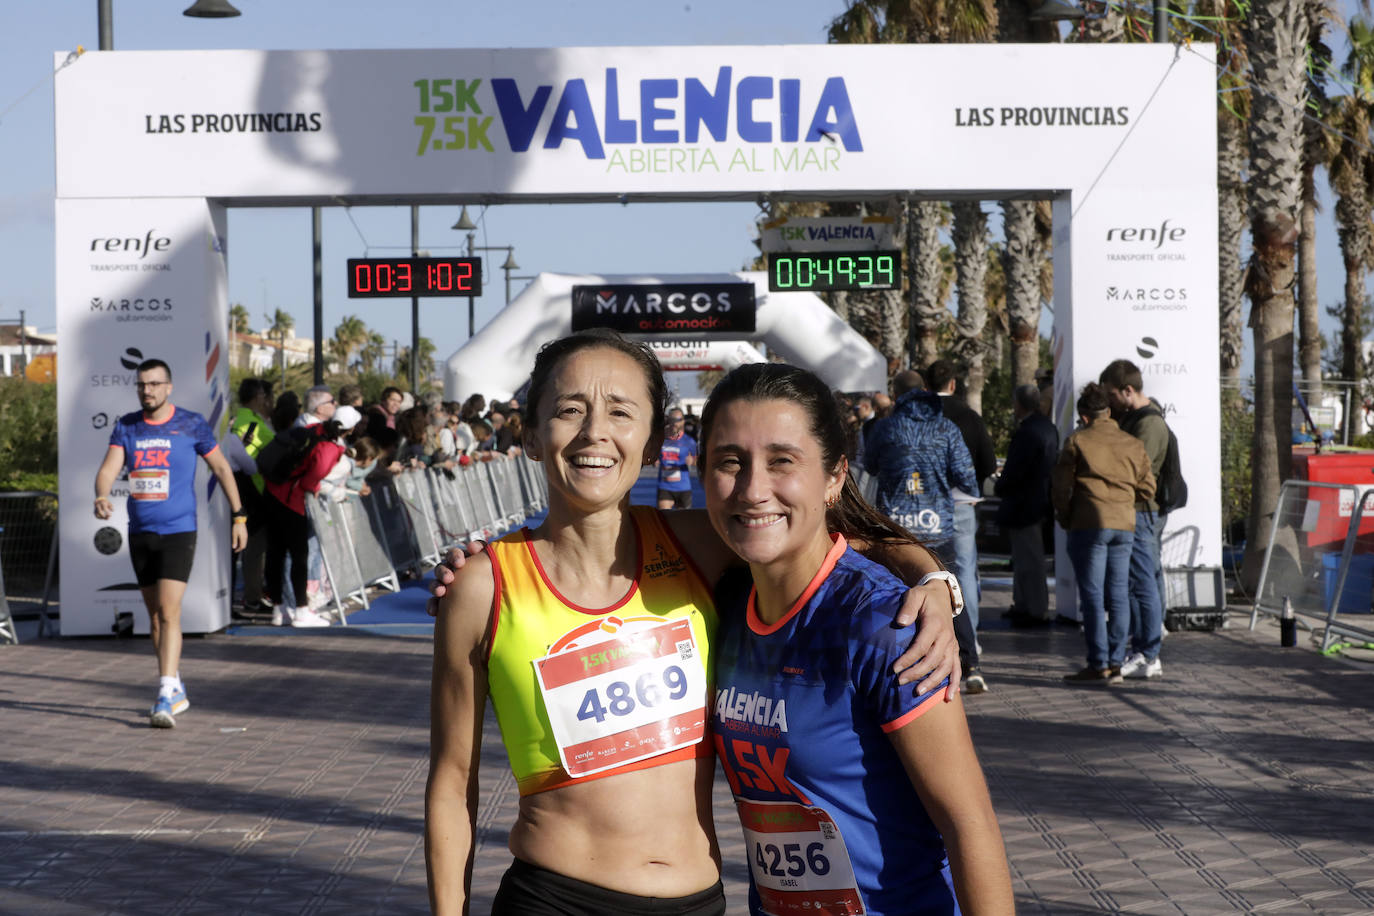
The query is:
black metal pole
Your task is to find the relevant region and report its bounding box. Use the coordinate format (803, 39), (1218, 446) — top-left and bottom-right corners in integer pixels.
(466, 230), (475, 338)
(1153, 0), (1167, 41)
(312, 206), (324, 385)
(410, 205), (420, 393)
(98, 0), (113, 50)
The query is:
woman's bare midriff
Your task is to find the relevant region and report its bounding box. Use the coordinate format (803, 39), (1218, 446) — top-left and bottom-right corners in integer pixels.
(508, 756), (721, 898)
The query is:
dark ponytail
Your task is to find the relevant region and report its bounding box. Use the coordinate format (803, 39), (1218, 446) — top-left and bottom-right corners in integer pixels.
(700, 363), (927, 550)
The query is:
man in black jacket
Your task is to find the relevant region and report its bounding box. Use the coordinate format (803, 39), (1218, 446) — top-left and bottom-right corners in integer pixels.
(929, 359), (997, 650)
(997, 383), (1060, 627)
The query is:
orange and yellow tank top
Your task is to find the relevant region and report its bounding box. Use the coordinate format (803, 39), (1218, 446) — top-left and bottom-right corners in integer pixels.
(484, 506), (718, 796)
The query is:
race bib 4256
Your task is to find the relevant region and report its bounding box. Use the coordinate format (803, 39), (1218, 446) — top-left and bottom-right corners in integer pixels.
(738, 798), (865, 915)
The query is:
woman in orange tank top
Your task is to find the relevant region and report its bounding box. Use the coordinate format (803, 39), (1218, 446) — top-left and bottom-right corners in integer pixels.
(426, 330), (962, 915)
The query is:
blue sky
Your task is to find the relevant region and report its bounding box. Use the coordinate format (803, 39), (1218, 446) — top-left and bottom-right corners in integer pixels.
(1, 0), (1368, 382)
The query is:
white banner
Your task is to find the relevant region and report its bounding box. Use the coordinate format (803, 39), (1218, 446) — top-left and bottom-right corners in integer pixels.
(644, 339), (766, 371)
(56, 199), (231, 636)
(55, 45), (1215, 199)
(1054, 187), (1221, 614)
(758, 216), (896, 252)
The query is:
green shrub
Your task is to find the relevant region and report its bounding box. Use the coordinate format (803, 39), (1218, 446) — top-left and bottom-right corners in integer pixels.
(0, 379), (57, 488)
(1221, 392), (1253, 543)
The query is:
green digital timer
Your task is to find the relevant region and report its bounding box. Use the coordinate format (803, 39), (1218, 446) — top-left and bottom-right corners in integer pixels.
(768, 250), (902, 292)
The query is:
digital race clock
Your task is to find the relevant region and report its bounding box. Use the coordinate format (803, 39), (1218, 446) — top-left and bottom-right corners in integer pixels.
(768, 250), (902, 293)
(346, 257), (482, 298)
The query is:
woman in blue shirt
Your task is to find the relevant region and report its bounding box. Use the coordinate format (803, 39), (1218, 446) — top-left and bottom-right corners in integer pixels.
(700, 363), (1013, 916)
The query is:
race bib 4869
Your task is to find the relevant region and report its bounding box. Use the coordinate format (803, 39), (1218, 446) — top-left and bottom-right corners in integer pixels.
(533, 617), (707, 778)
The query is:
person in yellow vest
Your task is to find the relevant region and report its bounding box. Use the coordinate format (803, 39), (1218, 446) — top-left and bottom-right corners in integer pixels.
(229, 378), (275, 616)
(426, 330), (964, 916)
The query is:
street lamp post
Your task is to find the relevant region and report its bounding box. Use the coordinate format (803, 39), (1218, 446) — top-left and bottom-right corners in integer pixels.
(452, 207), (478, 337)
(452, 206), (526, 333)
(472, 247), (520, 304)
(97, 0), (241, 50)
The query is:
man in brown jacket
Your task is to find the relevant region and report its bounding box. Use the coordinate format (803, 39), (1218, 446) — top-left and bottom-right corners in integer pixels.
(1052, 383), (1156, 684)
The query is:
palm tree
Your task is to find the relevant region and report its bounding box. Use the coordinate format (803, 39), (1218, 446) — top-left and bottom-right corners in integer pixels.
(1180, 0), (1251, 386)
(396, 336), (437, 385)
(266, 308), (295, 386)
(1298, 1), (1338, 387)
(1000, 200), (1046, 386)
(1326, 16), (1374, 384)
(331, 314), (369, 371)
(359, 331), (387, 374)
(951, 200), (990, 412)
(1241, 0), (1309, 586)
(829, 0), (996, 371)
(995, 0), (1057, 387)
(908, 199), (951, 368)
(229, 303), (250, 336)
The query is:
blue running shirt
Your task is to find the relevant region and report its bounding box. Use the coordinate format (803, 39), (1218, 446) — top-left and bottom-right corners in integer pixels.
(108, 406), (219, 535)
(658, 433), (698, 493)
(712, 536), (958, 916)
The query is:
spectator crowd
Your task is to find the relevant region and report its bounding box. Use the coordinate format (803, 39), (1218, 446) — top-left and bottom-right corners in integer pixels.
(836, 355), (1179, 693)
(225, 379), (529, 627)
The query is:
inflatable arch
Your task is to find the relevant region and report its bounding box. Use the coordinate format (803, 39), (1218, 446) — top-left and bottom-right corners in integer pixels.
(444, 272), (886, 400)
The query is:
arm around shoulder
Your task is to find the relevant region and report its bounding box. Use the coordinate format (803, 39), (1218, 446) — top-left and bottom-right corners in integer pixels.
(663, 508), (737, 584)
(426, 552), (496, 916)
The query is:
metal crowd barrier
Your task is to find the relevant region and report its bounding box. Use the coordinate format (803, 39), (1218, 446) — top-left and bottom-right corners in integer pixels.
(306, 455), (545, 622)
(1250, 479), (1374, 651)
(0, 491), (60, 643)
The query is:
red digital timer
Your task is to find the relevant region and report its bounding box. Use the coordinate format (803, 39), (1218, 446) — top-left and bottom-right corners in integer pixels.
(346, 257), (482, 298)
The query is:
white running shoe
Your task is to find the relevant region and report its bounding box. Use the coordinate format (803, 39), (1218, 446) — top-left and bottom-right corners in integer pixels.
(271, 605), (291, 627)
(1124, 654), (1163, 679)
(290, 608), (331, 628)
(1119, 652), (1147, 678)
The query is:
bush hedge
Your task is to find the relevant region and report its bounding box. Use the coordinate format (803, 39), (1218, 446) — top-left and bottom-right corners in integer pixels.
(0, 379), (57, 492)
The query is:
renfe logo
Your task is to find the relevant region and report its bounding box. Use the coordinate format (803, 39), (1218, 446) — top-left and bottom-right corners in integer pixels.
(89, 230), (171, 259)
(490, 68), (863, 160)
(1105, 219), (1186, 248)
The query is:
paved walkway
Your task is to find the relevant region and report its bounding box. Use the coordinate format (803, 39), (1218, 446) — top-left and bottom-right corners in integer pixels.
(2, 588), (1372, 914)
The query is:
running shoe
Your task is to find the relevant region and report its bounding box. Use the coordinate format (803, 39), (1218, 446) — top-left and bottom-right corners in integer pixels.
(150, 695), (176, 728)
(1126, 657), (1163, 679)
(271, 605), (291, 627)
(1063, 666), (1113, 684)
(168, 684), (189, 716)
(290, 608), (331, 628)
(1119, 652), (1147, 678)
(963, 669), (990, 695)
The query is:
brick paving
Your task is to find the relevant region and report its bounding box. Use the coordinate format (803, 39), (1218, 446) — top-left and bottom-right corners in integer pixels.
(1, 589), (1372, 914)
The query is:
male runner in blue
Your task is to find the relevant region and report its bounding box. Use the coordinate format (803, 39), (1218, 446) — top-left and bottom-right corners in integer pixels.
(94, 358), (247, 728)
(657, 406), (698, 509)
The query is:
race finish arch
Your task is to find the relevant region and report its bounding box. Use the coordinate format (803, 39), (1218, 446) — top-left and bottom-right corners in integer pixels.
(443, 271), (885, 400)
(54, 44), (1218, 635)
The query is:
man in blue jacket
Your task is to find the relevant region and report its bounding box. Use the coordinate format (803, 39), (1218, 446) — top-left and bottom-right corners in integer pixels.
(865, 370), (986, 692)
(997, 384), (1061, 627)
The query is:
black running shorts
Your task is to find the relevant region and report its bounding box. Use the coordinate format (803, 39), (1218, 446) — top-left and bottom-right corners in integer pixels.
(491, 858), (725, 916)
(128, 531), (197, 587)
(656, 489), (693, 509)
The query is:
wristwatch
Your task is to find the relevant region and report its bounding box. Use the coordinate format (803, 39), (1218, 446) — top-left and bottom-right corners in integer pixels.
(917, 571), (965, 618)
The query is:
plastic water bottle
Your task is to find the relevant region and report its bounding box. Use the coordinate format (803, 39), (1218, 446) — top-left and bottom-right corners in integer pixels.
(1280, 596), (1297, 648)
